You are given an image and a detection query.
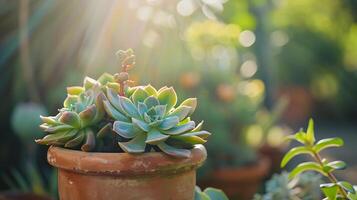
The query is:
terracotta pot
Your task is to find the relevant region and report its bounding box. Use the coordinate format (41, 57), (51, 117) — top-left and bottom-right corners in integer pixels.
(47, 145), (206, 200)
(259, 145), (285, 174)
(199, 157), (270, 200)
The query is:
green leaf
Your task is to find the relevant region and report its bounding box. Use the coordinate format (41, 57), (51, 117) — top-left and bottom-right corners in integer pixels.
(83, 76), (97, 90)
(44, 124), (73, 134)
(79, 105), (97, 126)
(306, 118), (316, 145)
(159, 116), (180, 130)
(40, 115), (59, 125)
(348, 189), (357, 200)
(313, 138), (344, 153)
(203, 187), (229, 200)
(145, 129), (169, 145)
(65, 131), (85, 148)
(81, 129), (96, 152)
(132, 87), (149, 105)
(67, 86), (84, 95)
(163, 121), (195, 135)
(113, 121), (138, 139)
(36, 130), (77, 145)
(321, 183), (338, 200)
(97, 73), (114, 85)
(180, 98), (197, 116)
(119, 96), (140, 118)
(289, 162), (326, 179)
(157, 87), (177, 111)
(144, 96), (160, 109)
(183, 131), (211, 139)
(59, 111), (81, 128)
(132, 118), (150, 132)
(63, 95), (78, 108)
(103, 100), (129, 122)
(338, 181), (355, 194)
(96, 123), (112, 139)
(119, 133), (147, 153)
(154, 105), (167, 118)
(106, 87), (124, 112)
(281, 146), (312, 167)
(168, 105), (191, 121)
(324, 161), (347, 172)
(138, 102), (148, 117)
(192, 121), (204, 132)
(144, 84), (158, 96)
(171, 135), (206, 145)
(157, 142), (191, 158)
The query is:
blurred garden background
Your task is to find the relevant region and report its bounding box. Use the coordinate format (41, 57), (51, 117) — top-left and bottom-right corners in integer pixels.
(1, 0), (357, 199)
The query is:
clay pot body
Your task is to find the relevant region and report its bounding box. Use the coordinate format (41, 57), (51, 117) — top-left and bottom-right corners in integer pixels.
(47, 145), (207, 200)
(199, 157), (270, 200)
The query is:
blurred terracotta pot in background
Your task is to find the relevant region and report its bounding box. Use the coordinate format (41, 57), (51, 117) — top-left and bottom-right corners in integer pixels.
(199, 157), (270, 200)
(47, 145), (207, 200)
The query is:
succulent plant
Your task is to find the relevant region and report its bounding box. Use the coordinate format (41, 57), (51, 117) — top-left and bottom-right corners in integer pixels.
(104, 85), (211, 157)
(35, 73), (119, 151)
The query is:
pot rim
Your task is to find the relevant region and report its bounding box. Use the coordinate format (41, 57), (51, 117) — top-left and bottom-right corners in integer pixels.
(47, 145), (207, 177)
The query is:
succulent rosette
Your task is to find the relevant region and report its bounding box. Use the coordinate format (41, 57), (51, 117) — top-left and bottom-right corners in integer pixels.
(104, 85), (211, 158)
(35, 73), (119, 151)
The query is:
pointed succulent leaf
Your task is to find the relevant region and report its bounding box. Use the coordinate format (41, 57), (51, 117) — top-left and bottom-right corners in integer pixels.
(182, 131), (211, 139)
(106, 82), (120, 91)
(306, 118), (316, 145)
(119, 96), (140, 118)
(159, 116), (180, 130)
(106, 87), (125, 112)
(137, 102), (148, 117)
(285, 130), (307, 145)
(143, 113), (152, 123)
(79, 105), (97, 126)
(81, 128), (96, 152)
(119, 133), (146, 153)
(97, 123), (112, 139)
(348, 191), (357, 200)
(157, 142), (191, 158)
(67, 86), (84, 95)
(97, 73), (114, 85)
(44, 124), (73, 133)
(180, 98), (197, 116)
(168, 106), (191, 121)
(132, 87), (149, 105)
(146, 129), (169, 145)
(321, 183), (338, 200)
(103, 100), (129, 122)
(144, 96), (160, 109)
(125, 86), (139, 97)
(83, 76), (97, 90)
(92, 93), (106, 123)
(157, 86), (168, 93)
(113, 121), (138, 139)
(35, 130), (76, 145)
(313, 138), (344, 153)
(40, 116), (59, 125)
(63, 95), (78, 109)
(59, 111), (81, 128)
(157, 87), (177, 111)
(39, 123), (50, 131)
(171, 135), (206, 145)
(281, 146), (312, 168)
(192, 121), (204, 132)
(338, 181), (356, 194)
(64, 131), (85, 148)
(132, 118), (150, 132)
(144, 84), (157, 96)
(154, 105), (166, 119)
(149, 119), (163, 127)
(163, 121), (195, 135)
(289, 162), (326, 179)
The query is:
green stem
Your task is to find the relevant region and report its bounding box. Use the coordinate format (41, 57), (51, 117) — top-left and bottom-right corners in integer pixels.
(312, 150), (349, 199)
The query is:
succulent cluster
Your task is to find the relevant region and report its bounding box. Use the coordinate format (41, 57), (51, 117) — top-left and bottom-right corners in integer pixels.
(104, 85), (210, 157)
(36, 49), (210, 157)
(35, 73), (119, 151)
(282, 119), (357, 200)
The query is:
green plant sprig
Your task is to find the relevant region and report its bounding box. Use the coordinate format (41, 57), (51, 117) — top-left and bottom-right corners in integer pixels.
(281, 119), (357, 200)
